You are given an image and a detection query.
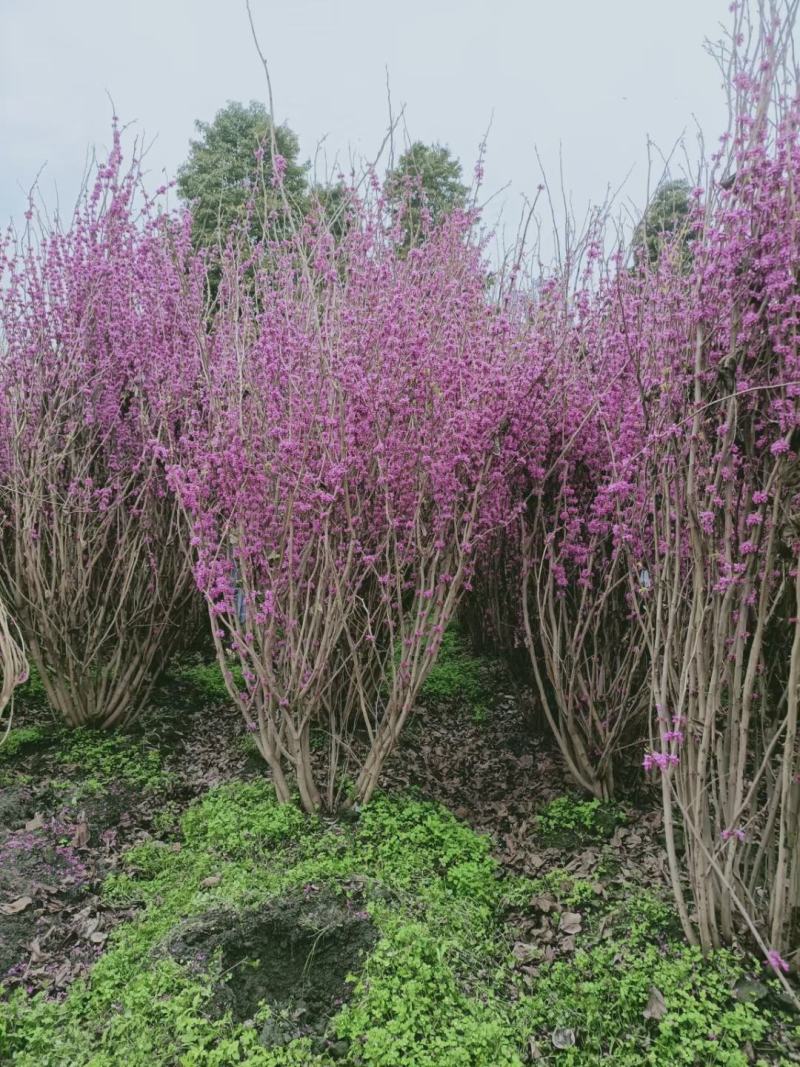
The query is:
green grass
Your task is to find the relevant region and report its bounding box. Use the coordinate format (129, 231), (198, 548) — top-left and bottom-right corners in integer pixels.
(3, 778), (793, 1066)
(1, 636), (796, 1067)
(503, 869), (793, 1065)
(0, 725), (48, 762)
(534, 794), (626, 846)
(1, 786), (523, 1067)
(12, 663), (48, 707)
(418, 627), (498, 722)
(0, 718), (170, 797)
(501, 867), (601, 913)
(0, 720), (172, 806)
(56, 729), (170, 793)
(519, 941), (779, 1066)
(165, 656), (243, 705)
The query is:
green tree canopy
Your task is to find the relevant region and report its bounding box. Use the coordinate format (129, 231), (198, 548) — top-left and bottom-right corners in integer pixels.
(632, 178), (695, 269)
(177, 100), (308, 249)
(385, 142), (468, 250)
(308, 179), (353, 243)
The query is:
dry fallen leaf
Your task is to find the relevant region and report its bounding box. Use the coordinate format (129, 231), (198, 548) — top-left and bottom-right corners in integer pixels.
(71, 821), (89, 848)
(527, 1036), (544, 1060)
(733, 978), (768, 1004)
(52, 961), (71, 988)
(530, 893), (556, 913)
(551, 1027), (576, 1049)
(1, 895), (34, 915)
(82, 915), (100, 938)
(27, 938), (44, 963)
(643, 986), (667, 1021)
(559, 911), (582, 935)
(512, 941), (538, 964)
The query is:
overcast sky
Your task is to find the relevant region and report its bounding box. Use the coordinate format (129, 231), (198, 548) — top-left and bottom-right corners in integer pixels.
(1, 0), (736, 243)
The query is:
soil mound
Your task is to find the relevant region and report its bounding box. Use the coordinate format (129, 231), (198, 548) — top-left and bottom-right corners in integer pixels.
(166, 887), (377, 1048)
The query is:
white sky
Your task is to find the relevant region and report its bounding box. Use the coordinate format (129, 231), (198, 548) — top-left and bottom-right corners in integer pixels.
(0, 0), (735, 244)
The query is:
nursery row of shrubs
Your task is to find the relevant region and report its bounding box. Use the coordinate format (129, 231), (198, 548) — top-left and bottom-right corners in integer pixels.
(0, 5), (797, 978)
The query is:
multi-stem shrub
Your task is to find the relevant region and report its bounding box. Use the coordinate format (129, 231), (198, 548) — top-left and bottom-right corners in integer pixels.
(0, 128), (205, 728)
(171, 203), (520, 811)
(0, 598), (27, 737)
(472, 1), (800, 977)
(470, 269), (651, 798)
(604, 4), (800, 974)
(518, 275), (651, 799)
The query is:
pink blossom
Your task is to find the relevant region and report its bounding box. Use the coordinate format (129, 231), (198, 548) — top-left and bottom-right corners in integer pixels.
(766, 950), (789, 974)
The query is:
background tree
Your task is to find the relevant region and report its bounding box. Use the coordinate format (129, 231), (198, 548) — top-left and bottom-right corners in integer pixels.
(177, 100), (308, 249)
(309, 179), (352, 242)
(385, 142), (468, 249)
(631, 178), (695, 269)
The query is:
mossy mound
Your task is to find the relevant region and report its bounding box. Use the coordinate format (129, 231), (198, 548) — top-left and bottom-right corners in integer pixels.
(166, 888), (377, 1044)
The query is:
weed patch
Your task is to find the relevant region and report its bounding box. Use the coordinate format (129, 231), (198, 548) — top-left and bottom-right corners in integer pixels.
(1, 787), (523, 1066)
(0, 727), (48, 762)
(1, 778), (795, 1066)
(535, 794), (625, 847)
(520, 941), (789, 1066)
(164, 656), (243, 706)
(419, 628), (499, 722)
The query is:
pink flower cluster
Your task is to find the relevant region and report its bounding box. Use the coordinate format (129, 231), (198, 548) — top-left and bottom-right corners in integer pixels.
(643, 751), (680, 773)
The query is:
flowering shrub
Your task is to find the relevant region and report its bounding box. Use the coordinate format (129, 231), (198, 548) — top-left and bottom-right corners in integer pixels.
(0, 127), (205, 728)
(0, 0), (794, 987)
(629, 30), (800, 959)
(545, 5), (800, 975)
(170, 203), (520, 810)
(515, 269), (652, 799)
(468, 1), (800, 973)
